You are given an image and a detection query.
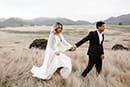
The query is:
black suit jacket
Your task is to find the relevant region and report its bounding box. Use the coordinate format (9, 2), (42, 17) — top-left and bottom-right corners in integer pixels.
(75, 31), (104, 56)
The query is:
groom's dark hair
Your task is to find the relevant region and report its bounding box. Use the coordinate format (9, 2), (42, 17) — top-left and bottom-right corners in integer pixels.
(96, 21), (105, 29)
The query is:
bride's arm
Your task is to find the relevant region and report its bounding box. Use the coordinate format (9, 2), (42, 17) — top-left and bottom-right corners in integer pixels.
(61, 34), (72, 50)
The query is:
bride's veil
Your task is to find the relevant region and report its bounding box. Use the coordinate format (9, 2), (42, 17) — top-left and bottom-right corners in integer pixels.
(40, 24), (56, 69)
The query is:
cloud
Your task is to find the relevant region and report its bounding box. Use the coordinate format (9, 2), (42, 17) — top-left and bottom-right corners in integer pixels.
(0, 0), (130, 22)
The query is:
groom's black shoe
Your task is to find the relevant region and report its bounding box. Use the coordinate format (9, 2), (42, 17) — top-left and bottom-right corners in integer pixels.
(81, 72), (87, 77)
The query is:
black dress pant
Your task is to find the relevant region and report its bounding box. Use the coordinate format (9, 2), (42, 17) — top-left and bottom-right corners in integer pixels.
(81, 55), (102, 77)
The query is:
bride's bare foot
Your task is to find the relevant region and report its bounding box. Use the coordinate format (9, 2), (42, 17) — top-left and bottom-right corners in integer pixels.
(54, 67), (63, 79)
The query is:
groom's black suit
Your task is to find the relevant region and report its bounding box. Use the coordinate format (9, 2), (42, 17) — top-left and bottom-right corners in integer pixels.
(75, 30), (104, 77)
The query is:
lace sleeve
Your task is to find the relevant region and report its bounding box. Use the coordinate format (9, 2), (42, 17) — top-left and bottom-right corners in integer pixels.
(61, 34), (72, 50)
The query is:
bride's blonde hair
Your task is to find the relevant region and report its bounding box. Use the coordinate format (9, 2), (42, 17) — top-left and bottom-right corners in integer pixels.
(51, 22), (63, 34)
(55, 22), (63, 30)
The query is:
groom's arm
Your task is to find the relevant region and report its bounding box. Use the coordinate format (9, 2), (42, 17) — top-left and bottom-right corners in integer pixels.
(75, 32), (92, 47)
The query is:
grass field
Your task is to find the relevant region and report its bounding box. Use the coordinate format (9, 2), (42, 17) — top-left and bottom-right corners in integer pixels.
(0, 25), (130, 87)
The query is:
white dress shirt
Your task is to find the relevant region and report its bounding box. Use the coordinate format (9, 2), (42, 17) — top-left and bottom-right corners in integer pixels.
(97, 30), (103, 44)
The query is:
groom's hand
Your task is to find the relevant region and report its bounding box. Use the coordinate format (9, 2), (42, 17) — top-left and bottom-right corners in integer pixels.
(72, 47), (76, 51)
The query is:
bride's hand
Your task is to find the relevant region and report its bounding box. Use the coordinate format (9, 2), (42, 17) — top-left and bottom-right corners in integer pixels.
(69, 47), (76, 51)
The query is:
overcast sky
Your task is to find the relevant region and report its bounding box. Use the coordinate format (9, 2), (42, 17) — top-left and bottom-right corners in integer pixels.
(0, 0), (130, 22)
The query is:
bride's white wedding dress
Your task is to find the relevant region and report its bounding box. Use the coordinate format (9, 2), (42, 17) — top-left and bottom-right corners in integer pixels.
(31, 29), (72, 80)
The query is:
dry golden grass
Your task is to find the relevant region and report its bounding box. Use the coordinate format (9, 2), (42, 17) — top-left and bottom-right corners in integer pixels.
(0, 25), (130, 87)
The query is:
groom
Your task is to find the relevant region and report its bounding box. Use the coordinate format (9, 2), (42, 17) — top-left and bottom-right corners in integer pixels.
(72, 21), (105, 77)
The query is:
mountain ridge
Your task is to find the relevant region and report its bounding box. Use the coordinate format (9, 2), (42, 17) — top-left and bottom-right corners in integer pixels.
(0, 13), (130, 28)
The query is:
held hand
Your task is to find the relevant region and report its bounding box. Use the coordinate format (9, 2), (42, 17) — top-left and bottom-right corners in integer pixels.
(72, 47), (76, 51)
(69, 47), (76, 51)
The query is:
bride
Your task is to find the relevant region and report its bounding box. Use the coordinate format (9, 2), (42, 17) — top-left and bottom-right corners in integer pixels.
(31, 22), (73, 80)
